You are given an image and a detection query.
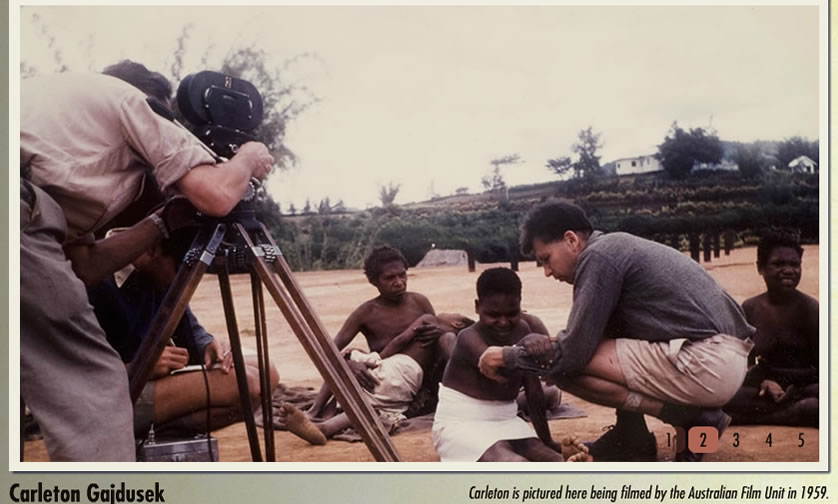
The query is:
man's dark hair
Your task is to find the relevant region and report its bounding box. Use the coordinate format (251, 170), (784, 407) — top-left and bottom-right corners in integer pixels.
(519, 200), (594, 255)
(102, 60), (172, 103)
(757, 229), (804, 270)
(476, 267), (522, 299)
(363, 245), (408, 284)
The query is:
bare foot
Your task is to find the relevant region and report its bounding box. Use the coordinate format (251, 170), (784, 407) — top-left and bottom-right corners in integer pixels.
(561, 435), (593, 462)
(279, 403), (327, 445)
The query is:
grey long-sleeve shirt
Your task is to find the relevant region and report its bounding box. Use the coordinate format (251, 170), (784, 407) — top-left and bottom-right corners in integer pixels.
(504, 231), (755, 377)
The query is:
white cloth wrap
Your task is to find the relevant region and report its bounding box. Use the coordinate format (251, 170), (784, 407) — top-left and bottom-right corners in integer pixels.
(432, 383), (536, 462)
(349, 351), (423, 424)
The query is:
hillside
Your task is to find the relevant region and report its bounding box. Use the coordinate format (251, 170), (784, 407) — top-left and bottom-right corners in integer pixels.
(268, 170), (818, 271)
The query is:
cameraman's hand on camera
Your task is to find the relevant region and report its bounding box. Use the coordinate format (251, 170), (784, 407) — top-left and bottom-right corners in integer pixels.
(235, 142), (274, 180)
(152, 346), (190, 379)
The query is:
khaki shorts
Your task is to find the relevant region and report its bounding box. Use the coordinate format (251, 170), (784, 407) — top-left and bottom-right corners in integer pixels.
(616, 334), (754, 407)
(133, 381), (157, 436)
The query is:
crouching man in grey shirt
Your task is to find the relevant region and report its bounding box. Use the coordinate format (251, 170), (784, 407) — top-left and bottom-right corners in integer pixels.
(478, 200), (755, 462)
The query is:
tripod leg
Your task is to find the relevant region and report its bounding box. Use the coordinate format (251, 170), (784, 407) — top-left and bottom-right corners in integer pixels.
(217, 269), (263, 462)
(235, 224), (401, 461)
(129, 224), (226, 403)
(250, 273), (275, 461)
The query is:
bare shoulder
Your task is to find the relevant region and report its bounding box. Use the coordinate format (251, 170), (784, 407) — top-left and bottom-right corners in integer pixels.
(796, 291), (819, 313)
(452, 325), (485, 353)
(742, 293), (767, 316)
(521, 312), (549, 335)
(742, 293), (767, 310)
(404, 291), (433, 309)
(348, 298), (379, 321)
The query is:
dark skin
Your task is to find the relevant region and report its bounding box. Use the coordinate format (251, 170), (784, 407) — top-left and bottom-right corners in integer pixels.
(307, 260), (451, 416)
(724, 246), (818, 426)
(123, 244), (279, 432)
(442, 293), (561, 462)
(279, 314), (446, 441)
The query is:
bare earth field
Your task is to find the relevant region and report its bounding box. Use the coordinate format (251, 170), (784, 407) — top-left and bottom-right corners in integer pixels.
(23, 245), (821, 463)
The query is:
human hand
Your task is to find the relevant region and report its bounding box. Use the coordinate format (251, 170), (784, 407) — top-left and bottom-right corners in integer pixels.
(152, 346), (190, 379)
(234, 142), (274, 180)
(759, 380), (787, 403)
(413, 321), (444, 347)
(478, 346), (509, 383)
(347, 359), (379, 391)
(203, 340), (233, 374)
(519, 333), (554, 366)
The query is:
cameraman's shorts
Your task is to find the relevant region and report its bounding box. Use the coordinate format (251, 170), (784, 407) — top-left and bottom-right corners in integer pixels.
(134, 381), (157, 436)
(616, 334), (754, 407)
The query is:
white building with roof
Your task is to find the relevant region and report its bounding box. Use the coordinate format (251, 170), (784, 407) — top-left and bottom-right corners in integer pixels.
(613, 154), (662, 175)
(788, 155), (818, 174)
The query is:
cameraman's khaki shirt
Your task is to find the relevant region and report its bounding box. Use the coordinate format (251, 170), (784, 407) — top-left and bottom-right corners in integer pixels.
(20, 72), (215, 242)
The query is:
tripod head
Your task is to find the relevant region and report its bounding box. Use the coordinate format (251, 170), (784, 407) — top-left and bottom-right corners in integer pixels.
(171, 71), (278, 274)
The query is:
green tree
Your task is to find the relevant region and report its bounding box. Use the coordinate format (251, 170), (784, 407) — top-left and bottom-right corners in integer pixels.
(482, 154), (521, 200)
(732, 142), (769, 178)
(656, 122), (723, 179)
(546, 126), (603, 178)
(378, 182), (401, 207)
(572, 126), (604, 178)
(545, 156), (573, 177)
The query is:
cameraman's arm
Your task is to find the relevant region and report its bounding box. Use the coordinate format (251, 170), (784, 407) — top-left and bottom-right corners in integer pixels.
(64, 214), (164, 287)
(176, 142), (273, 217)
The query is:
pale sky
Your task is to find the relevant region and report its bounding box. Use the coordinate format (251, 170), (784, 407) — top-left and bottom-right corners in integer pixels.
(15, 3), (824, 210)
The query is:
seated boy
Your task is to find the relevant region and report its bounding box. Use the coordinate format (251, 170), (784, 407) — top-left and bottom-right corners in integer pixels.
(432, 267), (562, 462)
(304, 245), (456, 420)
(723, 230), (818, 427)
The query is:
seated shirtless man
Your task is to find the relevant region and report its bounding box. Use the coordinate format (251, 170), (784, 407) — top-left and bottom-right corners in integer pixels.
(280, 245), (455, 442)
(724, 230), (818, 427)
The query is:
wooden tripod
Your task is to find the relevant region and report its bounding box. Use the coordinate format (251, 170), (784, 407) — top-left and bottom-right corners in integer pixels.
(127, 209), (401, 462)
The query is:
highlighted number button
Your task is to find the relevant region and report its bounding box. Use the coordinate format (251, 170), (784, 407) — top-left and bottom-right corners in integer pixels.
(688, 426), (719, 453)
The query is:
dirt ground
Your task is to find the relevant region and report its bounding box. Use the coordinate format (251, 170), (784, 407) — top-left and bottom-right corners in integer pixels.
(23, 245), (820, 463)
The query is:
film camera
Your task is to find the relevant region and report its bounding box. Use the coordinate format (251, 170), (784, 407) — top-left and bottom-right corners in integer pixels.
(169, 70), (269, 272)
(176, 70), (264, 160)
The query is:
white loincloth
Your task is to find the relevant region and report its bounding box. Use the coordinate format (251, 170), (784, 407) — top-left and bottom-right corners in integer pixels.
(349, 351), (423, 424)
(432, 383), (536, 462)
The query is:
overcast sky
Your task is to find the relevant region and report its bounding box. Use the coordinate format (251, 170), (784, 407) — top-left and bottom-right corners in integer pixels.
(15, 3), (824, 210)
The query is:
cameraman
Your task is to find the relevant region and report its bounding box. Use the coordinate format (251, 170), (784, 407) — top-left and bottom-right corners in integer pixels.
(20, 60), (273, 461)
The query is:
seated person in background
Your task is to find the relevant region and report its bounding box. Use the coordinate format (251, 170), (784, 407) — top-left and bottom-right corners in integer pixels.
(87, 228), (279, 437)
(305, 245), (457, 419)
(278, 308), (445, 445)
(432, 267), (563, 462)
(724, 230), (818, 427)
